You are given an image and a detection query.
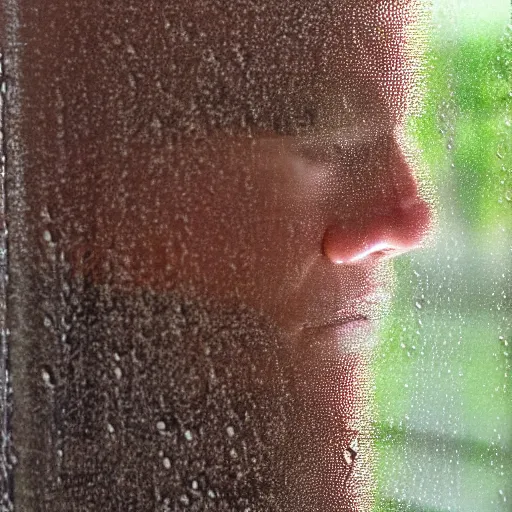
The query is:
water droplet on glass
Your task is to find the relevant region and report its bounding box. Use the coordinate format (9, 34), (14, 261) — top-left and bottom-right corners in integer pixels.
(43, 230), (52, 243)
(184, 430), (193, 441)
(162, 457), (171, 470)
(343, 437), (358, 465)
(41, 367), (55, 387)
(226, 425), (235, 438)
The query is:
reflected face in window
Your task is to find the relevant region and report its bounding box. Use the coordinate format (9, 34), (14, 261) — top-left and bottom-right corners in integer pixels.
(46, 0), (432, 510)
(93, 1), (432, 332)
(112, 128), (430, 339)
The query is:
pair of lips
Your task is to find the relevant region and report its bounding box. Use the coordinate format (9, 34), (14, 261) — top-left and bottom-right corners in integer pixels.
(298, 315), (378, 355)
(301, 315), (369, 331)
(302, 289), (392, 331)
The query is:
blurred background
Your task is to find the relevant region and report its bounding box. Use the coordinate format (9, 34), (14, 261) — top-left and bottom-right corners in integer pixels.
(373, 1), (511, 511)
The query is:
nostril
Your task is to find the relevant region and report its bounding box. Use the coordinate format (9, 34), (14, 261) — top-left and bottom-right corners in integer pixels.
(371, 247), (396, 259)
(322, 226), (388, 264)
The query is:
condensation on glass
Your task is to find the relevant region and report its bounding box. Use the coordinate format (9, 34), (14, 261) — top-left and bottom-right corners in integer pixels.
(1, 1), (508, 511)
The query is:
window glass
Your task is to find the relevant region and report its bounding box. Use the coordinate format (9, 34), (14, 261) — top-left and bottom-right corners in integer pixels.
(0, 1), (509, 511)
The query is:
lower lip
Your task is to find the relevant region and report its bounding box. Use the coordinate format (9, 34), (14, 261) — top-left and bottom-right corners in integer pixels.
(301, 318), (378, 354)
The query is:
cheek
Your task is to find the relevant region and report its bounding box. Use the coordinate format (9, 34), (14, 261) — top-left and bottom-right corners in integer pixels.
(256, 152), (327, 258)
(135, 145), (300, 305)
(190, 147), (328, 312)
(81, 140), (328, 316)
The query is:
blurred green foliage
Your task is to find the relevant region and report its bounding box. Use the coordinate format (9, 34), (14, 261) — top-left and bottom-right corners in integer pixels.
(412, 28), (512, 231)
(373, 24), (512, 512)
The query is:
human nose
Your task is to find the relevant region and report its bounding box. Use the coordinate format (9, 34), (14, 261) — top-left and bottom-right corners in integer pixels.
(322, 137), (433, 265)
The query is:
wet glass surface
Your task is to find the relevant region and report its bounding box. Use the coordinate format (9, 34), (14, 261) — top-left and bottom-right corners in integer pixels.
(2, 0), (509, 511)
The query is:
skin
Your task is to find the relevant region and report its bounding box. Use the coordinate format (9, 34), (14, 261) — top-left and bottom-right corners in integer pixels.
(20, 0), (432, 510)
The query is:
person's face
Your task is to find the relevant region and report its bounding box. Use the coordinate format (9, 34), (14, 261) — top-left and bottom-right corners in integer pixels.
(97, 0), (432, 340)
(47, 1), (432, 510)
